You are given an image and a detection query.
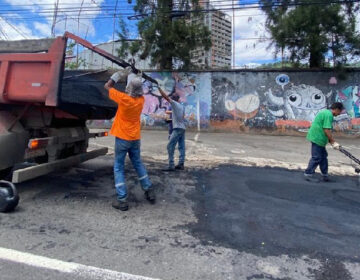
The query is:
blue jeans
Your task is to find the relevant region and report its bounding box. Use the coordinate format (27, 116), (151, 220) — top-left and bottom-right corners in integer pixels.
(114, 137), (152, 201)
(305, 142), (328, 176)
(167, 128), (185, 168)
(168, 122), (173, 140)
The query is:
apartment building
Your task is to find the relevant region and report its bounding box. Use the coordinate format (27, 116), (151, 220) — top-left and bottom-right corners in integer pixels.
(190, 1), (232, 69)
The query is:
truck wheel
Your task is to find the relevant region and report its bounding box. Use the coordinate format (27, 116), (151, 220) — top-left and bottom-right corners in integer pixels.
(0, 181), (19, 213)
(34, 154), (48, 164)
(0, 167), (13, 181)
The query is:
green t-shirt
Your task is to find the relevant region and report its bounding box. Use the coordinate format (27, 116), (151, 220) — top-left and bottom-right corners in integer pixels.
(306, 109), (334, 147)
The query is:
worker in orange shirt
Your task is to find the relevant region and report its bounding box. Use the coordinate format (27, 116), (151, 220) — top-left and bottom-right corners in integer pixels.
(104, 73), (155, 211)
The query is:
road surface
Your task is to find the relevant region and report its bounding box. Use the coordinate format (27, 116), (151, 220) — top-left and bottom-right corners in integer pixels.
(1, 131), (360, 280)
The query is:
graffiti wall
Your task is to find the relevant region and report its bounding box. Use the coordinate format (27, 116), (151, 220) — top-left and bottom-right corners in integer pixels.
(141, 72), (211, 129)
(141, 70), (360, 134)
(89, 69), (360, 135)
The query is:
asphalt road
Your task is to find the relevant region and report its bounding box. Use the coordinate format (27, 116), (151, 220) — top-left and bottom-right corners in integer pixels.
(1, 131), (360, 280)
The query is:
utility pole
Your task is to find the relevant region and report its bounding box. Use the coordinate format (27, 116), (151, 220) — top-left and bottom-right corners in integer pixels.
(112, 0), (119, 68)
(51, 0), (59, 37)
(232, 0), (235, 69)
(77, 0), (85, 68)
(167, 0), (174, 70)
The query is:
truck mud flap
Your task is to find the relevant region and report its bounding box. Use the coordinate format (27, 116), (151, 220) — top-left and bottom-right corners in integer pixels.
(12, 148), (108, 183)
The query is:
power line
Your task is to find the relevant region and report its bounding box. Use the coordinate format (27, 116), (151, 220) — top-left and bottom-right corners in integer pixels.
(0, 21), (9, 40)
(0, 16), (28, 39)
(0, 0), (358, 40)
(0, 0), (358, 15)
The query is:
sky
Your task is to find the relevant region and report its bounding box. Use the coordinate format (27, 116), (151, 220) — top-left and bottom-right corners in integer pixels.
(0, 0), (359, 67)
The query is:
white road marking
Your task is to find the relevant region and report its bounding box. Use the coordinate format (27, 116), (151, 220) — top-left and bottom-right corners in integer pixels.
(194, 133), (200, 142)
(0, 247), (161, 280)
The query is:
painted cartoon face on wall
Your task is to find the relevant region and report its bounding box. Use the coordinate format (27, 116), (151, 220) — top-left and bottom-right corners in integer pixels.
(225, 93), (260, 119)
(266, 75), (328, 121)
(211, 77), (260, 120)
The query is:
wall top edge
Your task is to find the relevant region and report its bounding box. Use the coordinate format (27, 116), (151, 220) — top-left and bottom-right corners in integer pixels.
(101, 68), (360, 73)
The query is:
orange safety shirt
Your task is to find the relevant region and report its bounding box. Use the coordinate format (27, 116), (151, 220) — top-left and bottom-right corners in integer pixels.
(108, 88), (144, 141)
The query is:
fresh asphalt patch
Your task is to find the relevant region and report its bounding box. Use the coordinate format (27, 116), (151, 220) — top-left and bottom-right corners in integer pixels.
(187, 165), (360, 262)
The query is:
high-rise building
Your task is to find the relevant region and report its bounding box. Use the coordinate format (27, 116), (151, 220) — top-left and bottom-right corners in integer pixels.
(190, 0), (232, 69)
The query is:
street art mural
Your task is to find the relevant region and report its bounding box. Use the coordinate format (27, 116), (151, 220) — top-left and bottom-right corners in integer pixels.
(210, 74), (270, 131)
(333, 85), (360, 131)
(264, 75), (332, 129)
(336, 86), (360, 118)
(209, 71), (360, 133)
(141, 72), (211, 128)
(89, 70), (360, 135)
(266, 83), (330, 121)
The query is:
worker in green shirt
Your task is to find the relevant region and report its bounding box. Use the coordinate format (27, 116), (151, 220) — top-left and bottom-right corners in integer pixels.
(304, 102), (344, 182)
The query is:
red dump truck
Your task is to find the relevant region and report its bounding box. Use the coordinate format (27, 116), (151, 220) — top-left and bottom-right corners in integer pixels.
(0, 32), (156, 212)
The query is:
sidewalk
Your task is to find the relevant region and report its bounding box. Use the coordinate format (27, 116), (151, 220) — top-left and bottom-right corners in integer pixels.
(90, 130), (360, 176)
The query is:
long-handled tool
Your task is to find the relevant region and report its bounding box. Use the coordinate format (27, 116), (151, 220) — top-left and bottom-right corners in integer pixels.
(339, 146), (360, 185)
(339, 147), (360, 170)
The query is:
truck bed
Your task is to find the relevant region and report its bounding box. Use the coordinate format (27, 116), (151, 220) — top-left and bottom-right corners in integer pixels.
(0, 36), (127, 120)
(60, 70), (122, 119)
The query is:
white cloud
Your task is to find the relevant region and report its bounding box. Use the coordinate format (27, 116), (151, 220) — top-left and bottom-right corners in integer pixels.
(34, 22), (51, 37)
(3, 0), (106, 39)
(243, 62), (261, 69)
(0, 17), (39, 40)
(232, 8), (278, 66)
(209, 1), (277, 66)
(210, 1), (360, 67)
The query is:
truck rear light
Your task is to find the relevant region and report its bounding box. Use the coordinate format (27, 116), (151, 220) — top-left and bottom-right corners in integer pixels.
(28, 139), (49, 150)
(90, 131), (109, 137)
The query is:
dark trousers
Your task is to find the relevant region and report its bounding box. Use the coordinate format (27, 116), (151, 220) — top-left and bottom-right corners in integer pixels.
(305, 142), (328, 176)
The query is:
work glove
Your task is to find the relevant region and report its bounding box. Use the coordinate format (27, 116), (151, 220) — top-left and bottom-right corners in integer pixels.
(331, 142), (341, 150)
(110, 67), (132, 83)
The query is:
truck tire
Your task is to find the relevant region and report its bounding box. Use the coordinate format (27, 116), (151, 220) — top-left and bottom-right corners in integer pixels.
(0, 167), (13, 181)
(0, 181), (19, 213)
(34, 154), (48, 164)
(59, 141), (87, 159)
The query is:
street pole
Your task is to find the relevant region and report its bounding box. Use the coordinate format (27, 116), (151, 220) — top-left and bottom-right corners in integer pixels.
(112, 0), (119, 69)
(232, 0), (235, 69)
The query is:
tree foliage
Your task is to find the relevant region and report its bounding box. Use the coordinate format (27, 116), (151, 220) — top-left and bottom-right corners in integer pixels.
(118, 0), (211, 70)
(260, 0), (360, 68)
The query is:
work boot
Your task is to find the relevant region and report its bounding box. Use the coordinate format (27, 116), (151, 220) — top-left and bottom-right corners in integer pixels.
(145, 188), (156, 204)
(322, 175), (335, 182)
(162, 166), (175, 172)
(112, 199), (129, 211)
(304, 173), (319, 183)
(175, 164), (184, 170)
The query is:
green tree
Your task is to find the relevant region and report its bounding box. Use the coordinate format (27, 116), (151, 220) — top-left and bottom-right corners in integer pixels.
(119, 0), (211, 70)
(260, 0), (360, 68)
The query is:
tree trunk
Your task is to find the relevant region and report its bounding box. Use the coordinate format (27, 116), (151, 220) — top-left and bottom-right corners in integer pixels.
(160, 55), (173, 70)
(309, 50), (323, 68)
(159, 0), (173, 70)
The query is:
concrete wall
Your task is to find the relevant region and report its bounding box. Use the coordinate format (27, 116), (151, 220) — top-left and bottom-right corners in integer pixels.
(140, 70), (360, 135)
(89, 69), (360, 136)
